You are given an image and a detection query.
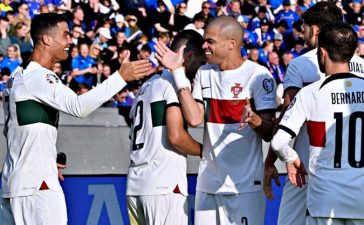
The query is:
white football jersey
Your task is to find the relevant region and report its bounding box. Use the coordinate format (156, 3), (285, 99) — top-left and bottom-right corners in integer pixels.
(126, 71), (188, 196)
(192, 61), (277, 194)
(2, 61), (126, 198)
(280, 73), (364, 219)
(283, 49), (364, 166)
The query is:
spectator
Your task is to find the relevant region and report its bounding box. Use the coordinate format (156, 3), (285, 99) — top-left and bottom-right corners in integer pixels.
(0, 44), (22, 73)
(0, 0), (13, 17)
(110, 47), (129, 73)
(149, 0), (173, 37)
(267, 51), (284, 85)
(280, 50), (294, 71)
(237, 15), (257, 49)
(248, 47), (261, 64)
(0, 16), (11, 55)
(12, 2), (31, 27)
(10, 21), (32, 61)
(254, 0), (275, 22)
(76, 82), (91, 95)
(291, 37), (306, 58)
(194, 1), (214, 26)
(273, 33), (286, 58)
(70, 43), (97, 91)
(184, 13), (205, 36)
(250, 6), (268, 31)
(228, 0), (243, 19)
(345, 0), (363, 25)
(71, 25), (92, 46)
(125, 14), (143, 44)
(275, 0), (300, 34)
(111, 14), (130, 37)
(0, 66), (10, 104)
(258, 40), (273, 66)
(215, 0), (229, 17)
(357, 42), (364, 58)
(254, 18), (274, 46)
(171, 2), (191, 34)
(68, 7), (94, 39)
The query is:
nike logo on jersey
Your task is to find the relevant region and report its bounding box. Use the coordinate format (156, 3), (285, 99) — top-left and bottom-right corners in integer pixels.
(201, 86), (211, 90)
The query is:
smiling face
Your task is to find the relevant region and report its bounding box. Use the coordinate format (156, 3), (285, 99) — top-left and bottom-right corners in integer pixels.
(50, 22), (72, 61)
(202, 26), (230, 65)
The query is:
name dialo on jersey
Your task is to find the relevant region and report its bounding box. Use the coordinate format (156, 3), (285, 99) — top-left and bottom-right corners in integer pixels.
(331, 91), (364, 105)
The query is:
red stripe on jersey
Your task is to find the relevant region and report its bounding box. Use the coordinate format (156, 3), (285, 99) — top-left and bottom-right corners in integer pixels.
(307, 121), (326, 147)
(208, 99), (244, 124)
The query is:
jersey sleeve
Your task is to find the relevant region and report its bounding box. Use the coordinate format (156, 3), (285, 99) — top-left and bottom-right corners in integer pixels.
(279, 89), (310, 137)
(71, 57), (79, 70)
(192, 69), (203, 104)
(283, 61), (303, 90)
(24, 70), (126, 118)
(163, 79), (179, 106)
(251, 68), (277, 111)
(272, 89), (311, 162)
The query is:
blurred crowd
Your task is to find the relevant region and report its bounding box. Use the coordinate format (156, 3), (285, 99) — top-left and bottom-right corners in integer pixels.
(1, 0), (364, 122)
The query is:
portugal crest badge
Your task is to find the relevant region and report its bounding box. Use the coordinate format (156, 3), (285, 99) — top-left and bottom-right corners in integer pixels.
(231, 83), (243, 98)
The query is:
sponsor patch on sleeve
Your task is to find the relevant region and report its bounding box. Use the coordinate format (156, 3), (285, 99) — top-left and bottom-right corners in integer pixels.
(261, 96), (275, 102)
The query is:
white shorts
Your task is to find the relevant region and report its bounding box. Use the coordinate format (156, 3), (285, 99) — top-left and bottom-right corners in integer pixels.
(194, 191), (265, 225)
(278, 177), (307, 225)
(127, 193), (188, 225)
(1, 190), (67, 225)
(306, 215), (364, 225)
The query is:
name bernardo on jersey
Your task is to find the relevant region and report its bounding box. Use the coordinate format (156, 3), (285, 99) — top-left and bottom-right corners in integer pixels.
(331, 91), (364, 104)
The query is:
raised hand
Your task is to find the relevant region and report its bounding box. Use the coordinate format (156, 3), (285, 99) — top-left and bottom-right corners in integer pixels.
(287, 157), (308, 188)
(118, 50), (152, 81)
(154, 41), (185, 71)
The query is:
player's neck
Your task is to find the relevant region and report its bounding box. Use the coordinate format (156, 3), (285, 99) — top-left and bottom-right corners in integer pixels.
(325, 62), (349, 76)
(30, 47), (55, 70)
(219, 55), (244, 71)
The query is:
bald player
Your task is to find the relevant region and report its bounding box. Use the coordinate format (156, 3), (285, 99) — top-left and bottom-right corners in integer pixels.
(155, 15), (276, 225)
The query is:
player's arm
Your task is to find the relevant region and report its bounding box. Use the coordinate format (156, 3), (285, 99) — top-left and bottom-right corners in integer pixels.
(271, 92), (308, 187)
(154, 41), (205, 127)
(264, 62), (302, 198)
(26, 52), (151, 117)
(178, 87), (205, 127)
(166, 104), (202, 156)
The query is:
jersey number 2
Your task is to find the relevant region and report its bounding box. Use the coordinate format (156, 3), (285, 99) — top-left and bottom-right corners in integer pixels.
(132, 101), (144, 150)
(334, 112), (364, 168)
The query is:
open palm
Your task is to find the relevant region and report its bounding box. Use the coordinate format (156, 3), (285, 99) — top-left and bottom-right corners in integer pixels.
(154, 41), (185, 71)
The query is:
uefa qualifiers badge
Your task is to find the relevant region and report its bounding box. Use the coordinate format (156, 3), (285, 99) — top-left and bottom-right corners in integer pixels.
(262, 78), (274, 94)
(46, 74), (60, 84)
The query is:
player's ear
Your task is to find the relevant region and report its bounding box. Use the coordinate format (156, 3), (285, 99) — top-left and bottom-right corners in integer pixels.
(311, 25), (320, 37)
(41, 33), (52, 47)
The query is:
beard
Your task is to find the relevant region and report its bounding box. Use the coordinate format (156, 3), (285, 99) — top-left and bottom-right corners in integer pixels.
(317, 48), (325, 74)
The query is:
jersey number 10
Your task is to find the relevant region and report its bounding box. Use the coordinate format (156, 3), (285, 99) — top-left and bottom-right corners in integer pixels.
(334, 112), (364, 168)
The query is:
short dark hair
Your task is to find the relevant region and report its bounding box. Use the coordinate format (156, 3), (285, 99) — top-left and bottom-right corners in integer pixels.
(302, 2), (342, 30)
(30, 13), (68, 46)
(170, 30), (204, 55)
(318, 22), (357, 63)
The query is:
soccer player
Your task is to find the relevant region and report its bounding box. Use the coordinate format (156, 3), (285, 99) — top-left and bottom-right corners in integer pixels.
(155, 16), (276, 225)
(126, 30), (206, 225)
(263, 3), (364, 225)
(271, 21), (364, 225)
(0, 13), (151, 225)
